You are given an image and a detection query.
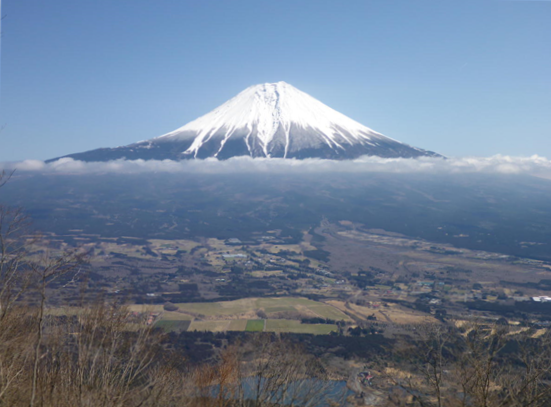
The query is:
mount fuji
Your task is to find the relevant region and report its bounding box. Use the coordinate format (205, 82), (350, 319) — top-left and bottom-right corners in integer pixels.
(52, 82), (441, 162)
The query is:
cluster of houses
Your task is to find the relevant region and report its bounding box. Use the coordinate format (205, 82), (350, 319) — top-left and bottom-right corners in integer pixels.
(129, 311), (160, 325)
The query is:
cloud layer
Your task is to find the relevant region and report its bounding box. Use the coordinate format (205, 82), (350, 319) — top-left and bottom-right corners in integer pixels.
(2, 155), (551, 177)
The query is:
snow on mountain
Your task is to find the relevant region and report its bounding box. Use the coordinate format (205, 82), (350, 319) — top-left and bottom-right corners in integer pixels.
(158, 81), (388, 158)
(51, 82), (441, 162)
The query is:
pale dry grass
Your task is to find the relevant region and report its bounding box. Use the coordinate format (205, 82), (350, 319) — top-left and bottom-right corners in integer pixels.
(532, 328), (547, 338)
(188, 320), (231, 332)
(328, 300), (435, 324)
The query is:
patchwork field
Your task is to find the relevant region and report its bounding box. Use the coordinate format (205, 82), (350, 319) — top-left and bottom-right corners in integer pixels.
(53, 298), (349, 336)
(131, 297), (352, 321)
(156, 318), (337, 335)
(139, 297), (350, 334)
(327, 300), (438, 324)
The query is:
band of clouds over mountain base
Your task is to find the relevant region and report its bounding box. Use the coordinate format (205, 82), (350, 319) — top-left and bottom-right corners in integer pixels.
(3, 155), (551, 177)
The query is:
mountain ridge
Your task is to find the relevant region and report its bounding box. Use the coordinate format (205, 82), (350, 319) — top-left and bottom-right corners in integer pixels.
(50, 82), (442, 162)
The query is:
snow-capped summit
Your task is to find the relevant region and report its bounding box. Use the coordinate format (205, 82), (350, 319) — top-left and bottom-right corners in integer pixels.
(52, 82), (441, 162)
(157, 81), (412, 159)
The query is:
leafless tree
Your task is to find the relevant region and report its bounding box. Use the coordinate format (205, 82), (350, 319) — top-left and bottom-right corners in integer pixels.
(497, 331), (551, 407)
(381, 323), (458, 407)
(383, 321), (551, 407)
(186, 336), (347, 407)
(0, 172), (352, 407)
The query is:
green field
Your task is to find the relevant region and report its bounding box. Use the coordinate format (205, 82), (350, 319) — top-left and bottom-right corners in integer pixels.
(245, 320), (265, 332)
(155, 320), (191, 333)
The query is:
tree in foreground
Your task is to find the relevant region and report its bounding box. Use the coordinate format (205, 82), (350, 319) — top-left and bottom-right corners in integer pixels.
(382, 322), (551, 407)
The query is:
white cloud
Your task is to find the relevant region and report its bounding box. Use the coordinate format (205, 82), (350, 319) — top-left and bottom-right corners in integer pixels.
(13, 160), (47, 171)
(1, 155), (551, 176)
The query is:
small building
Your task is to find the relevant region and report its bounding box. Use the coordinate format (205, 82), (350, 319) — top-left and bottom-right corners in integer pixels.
(357, 371), (374, 386)
(222, 253), (247, 259)
(513, 296), (531, 302)
(532, 296), (551, 302)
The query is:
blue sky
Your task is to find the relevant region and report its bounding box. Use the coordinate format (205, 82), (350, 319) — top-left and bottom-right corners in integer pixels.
(1, 0), (550, 161)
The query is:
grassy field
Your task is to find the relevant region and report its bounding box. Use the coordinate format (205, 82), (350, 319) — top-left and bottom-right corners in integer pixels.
(327, 300), (437, 324)
(245, 320), (265, 332)
(154, 318), (336, 334)
(128, 304), (165, 312)
(50, 304), (338, 335)
(116, 297), (350, 335)
(46, 307), (82, 316)
(148, 239), (201, 254)
(159, 297), (352, 321)
(206, 238), (230, 250)
(155, 320), (191, 332)
(251, 270), (283, 278)
(96, 242), (151, 259)
(49, 297), (344, 335)
(161, 311), (193, 320)
(188, 320), (232, 332)
(227, 319), (248, 331)
(265, 319), (337, 334)
(263, 244), (302, 254)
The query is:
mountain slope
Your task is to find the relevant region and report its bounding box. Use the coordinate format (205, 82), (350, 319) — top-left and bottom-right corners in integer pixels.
(52, 82), (441, 162)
